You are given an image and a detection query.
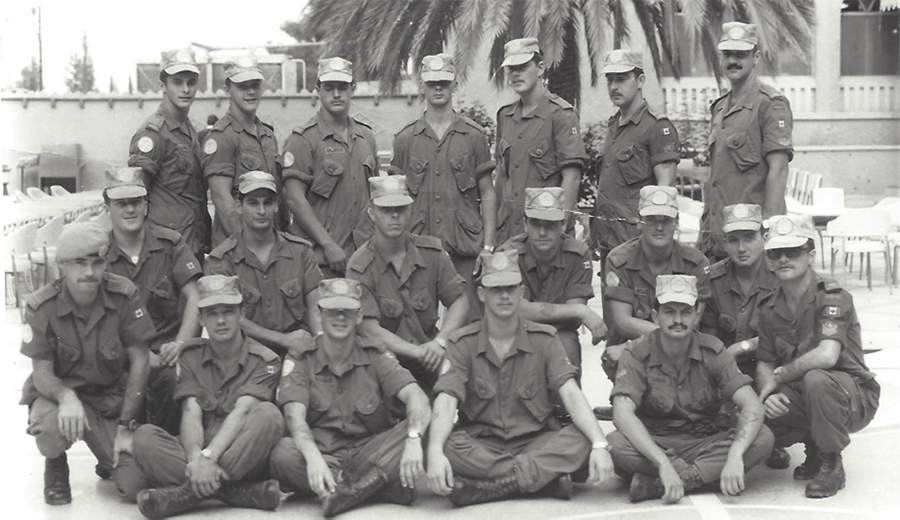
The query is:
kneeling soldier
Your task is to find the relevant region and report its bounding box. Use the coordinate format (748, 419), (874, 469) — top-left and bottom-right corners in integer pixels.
(756, 215), (879, 498)
(131, 275), (284, 518)
(608, 275), (774, 503)
(426, 251), (614, 507)
(270, 278), (432, 517)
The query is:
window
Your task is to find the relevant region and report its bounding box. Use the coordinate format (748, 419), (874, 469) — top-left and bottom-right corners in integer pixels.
(841, 1), (900, 75)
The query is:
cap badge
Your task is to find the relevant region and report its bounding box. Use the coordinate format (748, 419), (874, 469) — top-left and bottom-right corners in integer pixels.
(332, 280), (349, 294)
(238, 57), (255, 68)
(384, 176), (403, 190)
(175, 50), (192, 62)
(775, 218), (794, 235)
(430, 57), (444, 70)
(733, 204), (751, 219)
(669, 277), (689, 292)
(491, 254), (510, 270)
(651, 191), (669, 205)
(537, 192), (555, 207)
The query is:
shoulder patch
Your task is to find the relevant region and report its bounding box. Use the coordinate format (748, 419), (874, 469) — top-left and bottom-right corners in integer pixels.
(608, 238), (639, 268)
(523, 320), (557, 335)
(346, 243), (375, 273)
(248, 339), (280, 363)
(410, 233), (443, 250)
(25, 282), (62, 310)
(448, 321), (482, 342)
(549, 94), (574, 110)
(105, 273), (138, 298)
(280, 232), (313, 247)
(562, 237), (589, 256)
(144, 112), (165, 132)
(708, 259), (729, 279)
(203, 138), (218, 155)
(697, 332), (725, 353)
(293, 117), (318, 134)
(137, 136), (154, 153)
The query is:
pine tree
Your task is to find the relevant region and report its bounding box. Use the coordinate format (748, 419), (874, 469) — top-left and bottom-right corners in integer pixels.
(65, 32), (96, 93)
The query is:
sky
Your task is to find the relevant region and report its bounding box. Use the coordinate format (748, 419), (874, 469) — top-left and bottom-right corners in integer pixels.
(1, 0), (309, 93)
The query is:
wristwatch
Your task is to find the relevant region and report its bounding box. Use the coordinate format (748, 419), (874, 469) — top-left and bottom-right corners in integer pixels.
(117, 418), (140, 431)
(435, 337), (448, 350)
(592, 440), (611, 452)
(200, 448), (216, 461)
(407, 431), (422, 440)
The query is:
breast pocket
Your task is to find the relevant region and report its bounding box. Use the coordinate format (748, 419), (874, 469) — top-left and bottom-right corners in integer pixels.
(377, 296), (404, 333)
(148, 276), (179, 324)
(238, 152), (262, 174)
(411, 287), (438, 333)
(725, 131), (759, 172)
(517, 376), (551, 423)
(646, 387), (675, 417)
(239, 284), (262, 317)
(450, 153), (476, 192)
(466, 376), (496, 418)
(55, 341), (83, 378)
(310, 157), (345, 199)
(529, 141), (556, 180)
(405, 155), (428, 195)
(616, 144), (650, 186)
(353, 392), (390, 433)
(279, 278), (307, 324)
(774, 337), (796, 362)
(98, 337), (126, 378)
(168, 144), (196, 192)
(633, 288), (652, 321)
(308, 380), (333, 422)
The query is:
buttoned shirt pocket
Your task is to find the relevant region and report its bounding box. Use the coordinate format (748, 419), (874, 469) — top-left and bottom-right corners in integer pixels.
(353, 392), (389, 434)
(377, 296), (404, 333)
(454, 208), (485, 257)
(239, 152), (262, 173)
(718, 314), (737, 332)
(411, 287), (438, 333)
(450, 153), (476, 192)
(774, 337), (796, 362)
(691, 385), (716, 414)
(517, 376), (552, 423)
(725, 131), (759, 172)
(406, 155), (428, 195)
(633, 288), (652, 321)
(148, 276), (179, 325)
(98, 336), (126, 379)
(529, 141), (556, 180)
(646, 387), (675, 417)
(467, 376), (496, 418)
(170, 144), (196, 192)
(240, 284), (262, 317)
(308, 379), (332, 423)
(279, 278), (307, 323)
(56, 341), (82, 378)
(310, 157), (345, 198)
(616, 144), (650, 185)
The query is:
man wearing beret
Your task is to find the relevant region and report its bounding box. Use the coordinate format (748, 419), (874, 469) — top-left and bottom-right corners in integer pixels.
(391, 53), (497, 320)
(206, 171), (323, 357)
(498, 187), (606, 424)
(426, 250), (614, 506)
(20, 222), (155, 505)
(347, 175), (469, 389)
(756, 215), (879, 498)
(131, 275), (284, 518)
(494, 37), (587, 243)
(204, 55), (291, 247)
(270, 278), (432, 517)
(701, 22), (794, 262)
(282, 57), (378, 278)
(592, 49), (679, 278)
(608, 275), (773, 503)
(128, 48), (212, 262)
(104, 167), (203, 437)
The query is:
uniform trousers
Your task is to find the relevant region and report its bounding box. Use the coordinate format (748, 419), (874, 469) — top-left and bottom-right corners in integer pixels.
(146, 365), (180, 436)
(443, 424), (591, 493)
(449, 253), (482, 323)
(128, 401), (283, 500)
(608, 425), (774, 483)
(767, 369), (879, 453)
(269, 419), (410, 492)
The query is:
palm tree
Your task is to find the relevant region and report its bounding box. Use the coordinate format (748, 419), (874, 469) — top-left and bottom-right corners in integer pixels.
(294, 0), (815, 107)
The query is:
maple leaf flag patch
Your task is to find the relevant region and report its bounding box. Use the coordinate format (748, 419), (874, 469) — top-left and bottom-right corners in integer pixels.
(135, 309), (144, 319)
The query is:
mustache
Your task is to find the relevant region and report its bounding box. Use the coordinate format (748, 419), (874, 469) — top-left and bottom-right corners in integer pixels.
(727, 64), (743, 71)
(668, 323), (687, 330)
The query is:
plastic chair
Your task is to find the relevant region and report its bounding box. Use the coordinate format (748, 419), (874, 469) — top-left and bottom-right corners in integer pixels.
(3, 221), (40, 313)
(50, 185), (72, 197)
(676, 195), (702, 245)
(29, 215), (65, 287)
(811, 187), (846, 270)
(71, 211), (92, 224)
(26, 187), (51, 199)
(881, 201), (900, 286)
(826, 209), (892, 291)
(14, 190), (31, 203)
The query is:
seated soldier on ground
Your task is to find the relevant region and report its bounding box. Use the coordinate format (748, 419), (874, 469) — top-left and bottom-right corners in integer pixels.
(270, 278), (432, 518)
(131, 275), (285, 518)
(756, 215), (879, 498)
(608, 275), (774, 503)
(426, 251), (614, 508)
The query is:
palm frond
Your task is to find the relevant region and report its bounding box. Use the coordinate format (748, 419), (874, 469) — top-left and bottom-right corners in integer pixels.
(581, 0), (611, 86)
(547, 14), (582, 106)
(540, 0), (575, 67)
(609, 0), (630, 49)
(378, 0), (429, 93)
(524, 0), (545, 38)
(453, 0), (489, 84)
(411, 0), (462, 69)
(633, 0), (665, 80)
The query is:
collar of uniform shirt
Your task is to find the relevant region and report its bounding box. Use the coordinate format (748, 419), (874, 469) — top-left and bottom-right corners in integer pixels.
(646, 330), (703, 367)
(511, 92), (551, 122)
(55, 277), (116, 317)
(107, 226), (162, 262)
(625, 242), (688, 273)
(617, 100), (650, 127)
(315, 112), (367, 142)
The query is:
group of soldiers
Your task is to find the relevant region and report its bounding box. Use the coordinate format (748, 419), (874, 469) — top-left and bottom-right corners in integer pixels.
(20, 21), (880, 519)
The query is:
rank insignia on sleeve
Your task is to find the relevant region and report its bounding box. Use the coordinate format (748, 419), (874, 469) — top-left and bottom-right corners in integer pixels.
(779, 137), (791, 146)
(135, 309), (144, 319)
(822, 320), (838, 336)
(137, 136), (154, 153)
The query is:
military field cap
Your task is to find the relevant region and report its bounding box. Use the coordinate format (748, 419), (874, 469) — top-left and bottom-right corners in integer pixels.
(656, 275), (699, 306)
(105, 167), (147, 200)
(197, 275), (242, 308)
(501, 38), (541, 67)
(56, 222), (109, 262)
(525, 187), (565, 221)
(722, 203), (762, 233)
(318, 278), (362, 310)
(718, 22), (759, 51)
(161, 49), (199, 75)
(421, 54), (456, 82)
(764, 214), (815, 250)
(224, 56), (264, 83)
(602, 49), (643, 74)
(480, 250), (522, 287)
(370, 175), (413, 207)
(638, 186), (679, 218)
(238, 171), (277, 195)
(318, 57), (353, 83)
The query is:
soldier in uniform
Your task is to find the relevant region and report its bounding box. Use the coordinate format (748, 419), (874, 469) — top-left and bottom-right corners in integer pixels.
(426, 251), (614, 507)
(497, 187), (605, 423)
(701, 22), (794, 262)
(282, 57), (379, 278)
(206, 171), (323, 357)
(591, 49), (679, 273)
(270, 278), (432, 517)
(103, 167), (202, 436)
(608, 275), (773, 503)
(391, 54), (497, 320)
(347, 176), (469, 389)
(131, 275), (285, 518)
(203, 55), (290, 247)
(756, 215), (879, 498)
(128, 49), (212, 262)
(494, 38), (587, 243)
(20, 222), (155, 505)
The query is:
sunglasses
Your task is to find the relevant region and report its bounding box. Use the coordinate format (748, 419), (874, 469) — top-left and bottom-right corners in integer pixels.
(318, 307), (359, 318)
(765, 246), (809, 260)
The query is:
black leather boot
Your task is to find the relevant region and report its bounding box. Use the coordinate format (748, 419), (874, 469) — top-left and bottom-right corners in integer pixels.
(322, 466), (388, 518)
(794, 442), (821, 480)
(629, 464), (705, 503)
(805, 451), (845, 498)
(136, 482), (202, 519)
(375, 479), (416, 505)
(765, 446), (791, 469)
(539, 474), (572, 500)
(449, 471), (520, 507)
(44, 454), (71, 505)
(214, 479), (281, 510)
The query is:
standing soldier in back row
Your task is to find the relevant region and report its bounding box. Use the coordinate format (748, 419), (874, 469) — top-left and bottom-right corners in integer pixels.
(129, 49), (211, 262)
(494, 38), (587, 243)
(701, 22), (794, 262)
